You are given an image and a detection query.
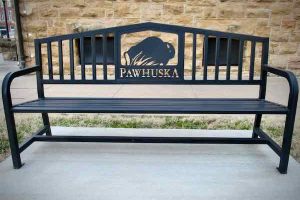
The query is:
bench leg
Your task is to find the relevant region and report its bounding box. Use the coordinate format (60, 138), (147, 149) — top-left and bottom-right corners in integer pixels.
(278, 113), (296, 174)
(252, 114), (262, 138)
(5, 111), (22, 169)
(42, 113), (52, 136)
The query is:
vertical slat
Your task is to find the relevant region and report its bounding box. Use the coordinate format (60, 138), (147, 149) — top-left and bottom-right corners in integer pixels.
(226, 38), (232, 80)
(69, 39), (75, 80)
(58, 40), (64, 80)
(80, 36), (85, 80)
(192, 33), (197, 81)
(259, 39), (269, 98)
(249, 41), (256, 80)
(47, 42), (53, 80)
(178, 32), (185, 80)
(34, 40), (44, 98)
(238, 40), (244, 80)
(214, 37), (220, 80)
(203, 34), (208, 80)
(103, 33), (107, 80)
(91, 36), (96, 80)
(114, 32), (120, 80)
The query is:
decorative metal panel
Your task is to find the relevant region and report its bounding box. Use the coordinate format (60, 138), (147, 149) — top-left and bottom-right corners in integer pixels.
(117, 36), (182, 82)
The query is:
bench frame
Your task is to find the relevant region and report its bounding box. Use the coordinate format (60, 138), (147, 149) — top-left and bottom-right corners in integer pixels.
(2, 23), (298, 174)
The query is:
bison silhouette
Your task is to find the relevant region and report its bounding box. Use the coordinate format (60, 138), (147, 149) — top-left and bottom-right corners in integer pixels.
(124, 37), (175, 66)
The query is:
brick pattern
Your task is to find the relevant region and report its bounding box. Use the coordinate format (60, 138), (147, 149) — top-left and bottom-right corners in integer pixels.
(19, 0), (300, 75)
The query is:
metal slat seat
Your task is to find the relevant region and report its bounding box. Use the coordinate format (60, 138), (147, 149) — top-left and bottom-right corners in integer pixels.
(12, 98), (288, 114)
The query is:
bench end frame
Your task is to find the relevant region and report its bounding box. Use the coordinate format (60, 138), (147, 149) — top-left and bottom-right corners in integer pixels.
(2, 66), (50, 168)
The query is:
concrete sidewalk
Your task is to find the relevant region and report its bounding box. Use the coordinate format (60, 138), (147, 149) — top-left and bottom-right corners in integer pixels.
(0, 127), (300, 200)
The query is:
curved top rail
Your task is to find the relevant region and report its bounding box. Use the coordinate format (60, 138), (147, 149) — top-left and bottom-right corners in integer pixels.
(36, 22), (268, 43)
(2, 66), (39, 106)
(265, 65), (299, 109)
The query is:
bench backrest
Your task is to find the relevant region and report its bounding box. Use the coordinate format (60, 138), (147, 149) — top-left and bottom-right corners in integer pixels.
(35, 22), (269, 86)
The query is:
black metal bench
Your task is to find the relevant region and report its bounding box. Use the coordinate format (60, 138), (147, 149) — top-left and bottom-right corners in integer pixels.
(2, 23), (298, 173)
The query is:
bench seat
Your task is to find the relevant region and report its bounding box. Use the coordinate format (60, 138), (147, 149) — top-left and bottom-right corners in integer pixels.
(12, 98), (288, 114)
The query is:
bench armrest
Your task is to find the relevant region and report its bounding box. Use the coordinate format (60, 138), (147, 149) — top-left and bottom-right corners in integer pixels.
(2, 66), (39, 109)
(265, 65), (299, 110)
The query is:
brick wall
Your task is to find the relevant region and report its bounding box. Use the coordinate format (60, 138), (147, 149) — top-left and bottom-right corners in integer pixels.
(19, 0), (300, 75)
